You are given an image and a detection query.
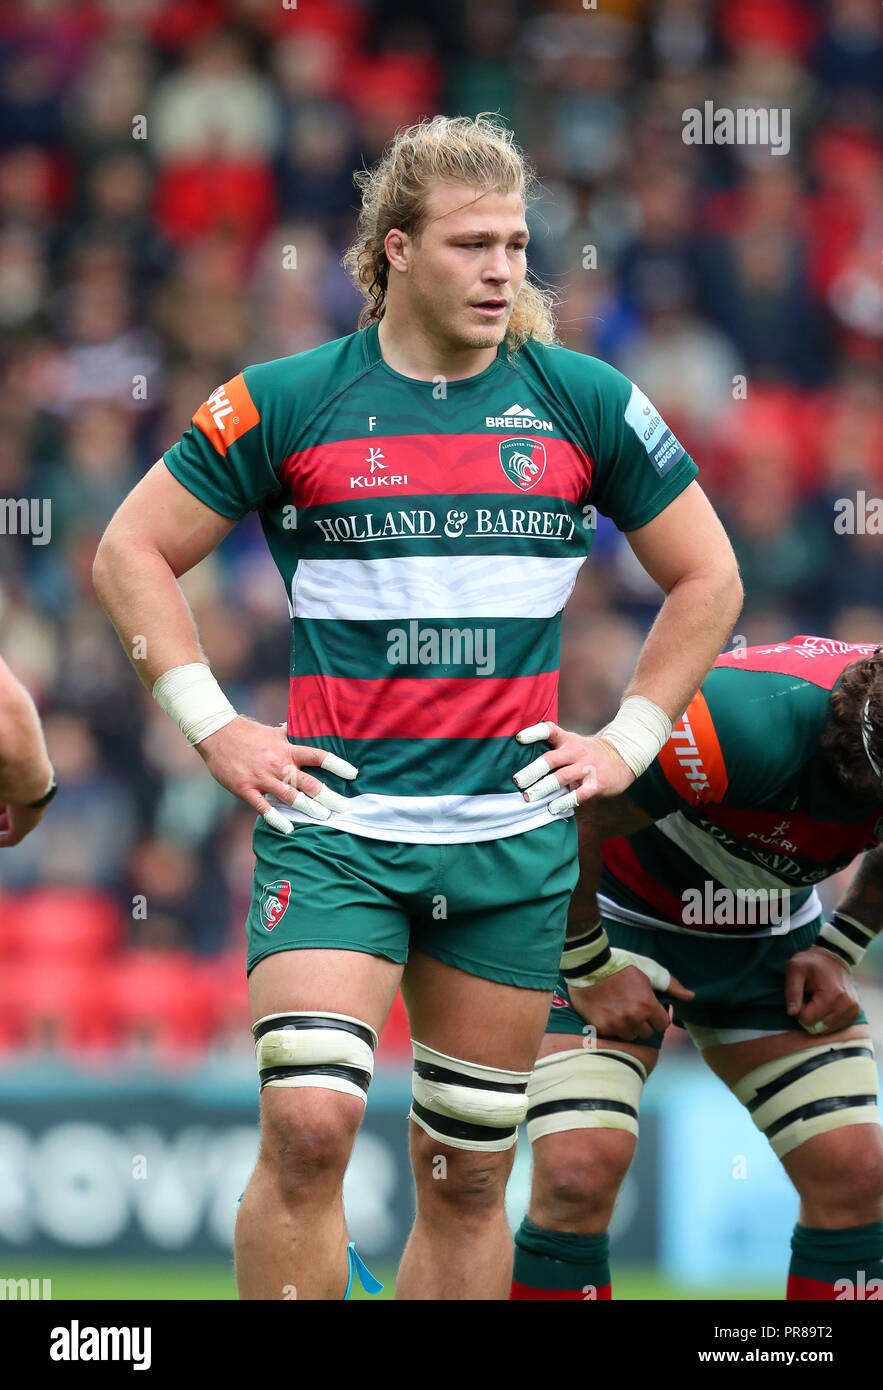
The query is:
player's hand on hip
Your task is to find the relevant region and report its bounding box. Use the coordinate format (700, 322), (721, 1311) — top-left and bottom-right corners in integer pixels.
(514, 722), (636, 814)
(0, 801), (47, 847)
(569, 965), (681, 1041)
(194, 716), (358, 833)
(785, 945), (862, 1035)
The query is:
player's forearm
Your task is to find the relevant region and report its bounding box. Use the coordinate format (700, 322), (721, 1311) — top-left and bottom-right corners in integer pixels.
(567, 795), (652, 938)
(832, 846), (883, 940)
(92, 534), (207, 691)
(623, 562), (742, 725)
(0, 665), (53, 803)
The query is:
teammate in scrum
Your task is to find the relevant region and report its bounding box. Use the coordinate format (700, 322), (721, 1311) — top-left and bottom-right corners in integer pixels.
(93, 115), (742, 1299)
(513, 636), (883, 1301)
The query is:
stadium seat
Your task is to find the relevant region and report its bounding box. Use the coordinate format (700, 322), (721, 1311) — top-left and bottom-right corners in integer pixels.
(2, 959), (118, 1052)
(2, 888), (122, 963)
(199, 949), (252, 1049)
(105, 951), (218, 1059)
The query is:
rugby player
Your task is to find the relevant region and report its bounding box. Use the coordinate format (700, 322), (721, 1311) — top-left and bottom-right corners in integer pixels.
(92, 115), (741, 1300)
(0, 656), (56, 846)
(513, 635), (883, 1301)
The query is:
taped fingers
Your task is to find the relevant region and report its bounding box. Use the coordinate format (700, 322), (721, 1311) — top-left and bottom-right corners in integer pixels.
(515, 723), (552, 746)
(526, 1047), (648, 1143)
(410, 1041), (531, 1152)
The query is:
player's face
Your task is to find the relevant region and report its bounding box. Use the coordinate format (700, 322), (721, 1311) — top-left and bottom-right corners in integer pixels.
(403, 182), (529, 352)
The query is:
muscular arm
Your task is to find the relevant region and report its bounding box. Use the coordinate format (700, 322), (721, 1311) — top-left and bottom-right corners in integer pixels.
(783, 848), (883, 1033)
(833, 845), (883, 940)
(93, 459), (349, 823)
(0, 658), (53, 803)
(567, 793), (654, 939)
(623, 480), (743, 724)
(92, 459), (236, 689)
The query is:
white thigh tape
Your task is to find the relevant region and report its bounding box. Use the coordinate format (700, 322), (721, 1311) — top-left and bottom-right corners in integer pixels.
(526, 1047), (647, 1143)
(733, 1040), (880, 1158)
(410, 1041), (531, 1153)
(253, 1011), (378, 1102)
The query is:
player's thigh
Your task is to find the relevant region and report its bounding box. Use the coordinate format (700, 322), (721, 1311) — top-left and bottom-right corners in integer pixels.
(249, 946), (402, 1036)
(245, 822), (412, 1160)
(402, 949), (551, 1071)
(530, 1031), (660, 1184)
(250, 948), (403, 1172)
(701, 1023), (882, 1192)
(403, 818), (579, 1070)
(701, 1021), (873, 1089)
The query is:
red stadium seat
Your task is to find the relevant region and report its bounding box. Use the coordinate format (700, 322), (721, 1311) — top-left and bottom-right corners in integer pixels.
(105, 951), (218, 1059)
(199, 949), (251, 1048)
(1, 959), (118, 1052)
(2, 888), (122, 963)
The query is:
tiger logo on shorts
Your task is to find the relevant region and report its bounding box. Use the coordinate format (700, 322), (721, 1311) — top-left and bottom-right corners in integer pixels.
(259, 879), (291, 931)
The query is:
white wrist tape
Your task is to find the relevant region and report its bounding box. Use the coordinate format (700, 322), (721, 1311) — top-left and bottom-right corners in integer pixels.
(597, 696), (672, 779)
(561, 921), (671, 993)
(152, 663), (238, 745)
(817, 912), (876, 971)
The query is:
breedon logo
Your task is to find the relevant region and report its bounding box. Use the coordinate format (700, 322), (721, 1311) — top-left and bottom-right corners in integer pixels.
(499, 437), (547, 492)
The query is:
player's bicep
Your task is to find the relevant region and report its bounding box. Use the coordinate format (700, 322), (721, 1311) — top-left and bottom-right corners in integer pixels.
(625, 480), (740, 595)
(100, 459), (237, 578)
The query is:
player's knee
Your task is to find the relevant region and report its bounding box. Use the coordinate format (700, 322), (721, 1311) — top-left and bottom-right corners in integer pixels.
(734, 1039), (881, 1215)
(533, 1134), (631, 1224)
(408, 1040), (531, 1161)
(259, 1090), (361, 1201)
(792, 1131), (883, 1220)
(412, 1133), (512, 1216)
(251, 1008), (376, 1201)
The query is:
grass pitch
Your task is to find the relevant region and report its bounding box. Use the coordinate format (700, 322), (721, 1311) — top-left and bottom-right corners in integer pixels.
(12, 1261), (783, 1301)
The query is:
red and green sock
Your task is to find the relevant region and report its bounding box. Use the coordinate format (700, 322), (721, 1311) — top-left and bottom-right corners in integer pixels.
(788, 1221), (883, 1300)
(511, 1217), (611, 1300)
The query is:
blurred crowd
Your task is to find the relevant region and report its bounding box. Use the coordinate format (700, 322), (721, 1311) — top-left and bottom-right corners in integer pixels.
(0, 0), (880, 1027)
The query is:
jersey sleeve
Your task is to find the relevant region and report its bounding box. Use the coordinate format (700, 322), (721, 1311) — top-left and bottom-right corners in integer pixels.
(628, 683), (730, 821)
(584, 361), (697, 532)
(162, 369), (281, 519)
(627, 665), (811, 820)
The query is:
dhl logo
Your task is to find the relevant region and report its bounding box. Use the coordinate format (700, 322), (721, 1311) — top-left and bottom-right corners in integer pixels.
(658, 691), (728, 805)
(192, 373), (260, 456)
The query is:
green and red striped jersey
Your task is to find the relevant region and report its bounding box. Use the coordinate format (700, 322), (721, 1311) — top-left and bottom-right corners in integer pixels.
(163, 321), (696, 843)
(603, 636), (883, 937)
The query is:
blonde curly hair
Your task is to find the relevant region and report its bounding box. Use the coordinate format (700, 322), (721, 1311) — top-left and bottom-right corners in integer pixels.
(343, 113), (558, 354)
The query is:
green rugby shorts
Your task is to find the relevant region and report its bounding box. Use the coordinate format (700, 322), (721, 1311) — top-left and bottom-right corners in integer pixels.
(545, 915), (867, 1047)
(246, 814), (578, 990)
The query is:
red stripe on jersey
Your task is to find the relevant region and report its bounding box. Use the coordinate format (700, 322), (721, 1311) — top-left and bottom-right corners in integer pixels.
(280, 434), (593, 508)
(288, 671), (559, 741)
(786, 1274), (841, 1300)
(602, 837), (688, 924)
(698, 805), (880, 863)
(510, 1281), (611, 1300)
(715, 635), (878, 690)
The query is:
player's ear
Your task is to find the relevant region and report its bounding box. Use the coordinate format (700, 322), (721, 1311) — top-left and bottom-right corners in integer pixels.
(384, 228), (409, 274)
